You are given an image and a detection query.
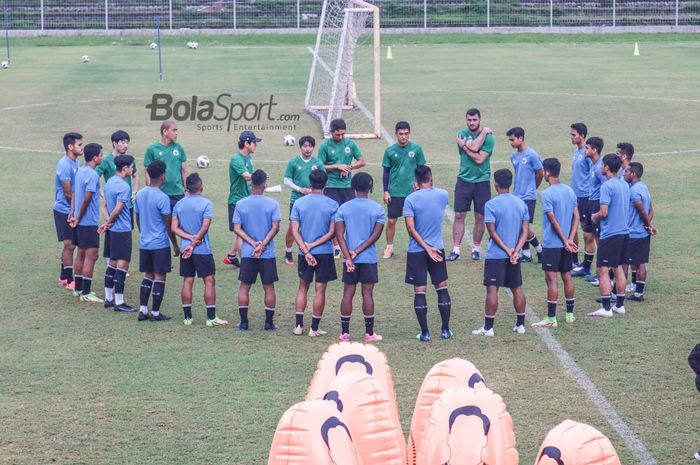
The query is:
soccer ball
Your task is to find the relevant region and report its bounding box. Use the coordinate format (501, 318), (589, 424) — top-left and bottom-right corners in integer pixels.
(186, 41), (193, 48)
(283, 135), (296, 146)
(81, 55), (90, 63)
(149, 42), (157, 49)
(1, 61), (8, 69)
(191, 41), (199, 50)
(196, 155), (210, 168)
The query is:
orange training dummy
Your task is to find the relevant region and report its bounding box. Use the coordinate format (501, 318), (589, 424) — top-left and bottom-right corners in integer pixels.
(534, 419), (621, 465)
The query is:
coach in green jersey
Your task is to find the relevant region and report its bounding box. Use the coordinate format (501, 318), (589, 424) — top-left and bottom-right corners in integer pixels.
(144, 120), (187, 210)
(225, 130), (260, 268)
(283, 135), (326, 266)
(447, 108), (495, 263)
(381, 121), (426, 259)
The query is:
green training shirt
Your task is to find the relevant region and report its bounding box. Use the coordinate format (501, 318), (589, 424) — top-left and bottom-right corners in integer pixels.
(96, 152), (138, 206)
(457, 129), (494, 183)
(381, 141), (426, 198)
(228, 151), (254, 205)
(317, 138), (362, 189)
(143, 141), (187, 196)
(284, 155), (326, 204)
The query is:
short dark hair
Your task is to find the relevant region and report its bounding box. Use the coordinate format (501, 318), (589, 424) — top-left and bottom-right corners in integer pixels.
(83, 143), (102, 162)
(603, 153), (621, 173)
(147, 160), (166, 179)
(251, 169), (267, 187)
(299, 135), (316, 148)
(330, 119), (346, 132)
(351, 172), (373, 193)
(114, 154), (134, 172)
(466, 108), (481, 118)
(111, 130), (130, 143)
(542, 158), (561, 177)
(586, 137), (604, 155)
(395, 121), (411, 132)
(617, 142), (634, 160)
(63, 132), (83, 150)
(494, 169), (513, 189)
(570, 123), (587, 138)
(414, 165), (432, 184)
(506, 127), (525, 139)
(628, 161), (644, 178)
(160, 120), (175, 135)
(186, 173), (203, 193)
(308, 169), (327, 190)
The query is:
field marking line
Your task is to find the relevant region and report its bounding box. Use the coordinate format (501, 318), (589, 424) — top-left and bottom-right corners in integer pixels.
(446, 212), (657, 465)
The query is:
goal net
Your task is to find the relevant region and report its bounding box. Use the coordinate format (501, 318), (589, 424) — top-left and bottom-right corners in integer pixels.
(304, 0), (381, 139)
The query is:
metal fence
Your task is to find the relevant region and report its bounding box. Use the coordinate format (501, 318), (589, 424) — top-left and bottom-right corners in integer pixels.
(2, 0), (699, 30)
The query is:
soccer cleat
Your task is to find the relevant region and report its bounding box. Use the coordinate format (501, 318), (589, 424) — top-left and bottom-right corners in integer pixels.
(364, 333), (383, 342)
(532, 318), (557, 328)
(264, 322), (279, 331)
(57, 278), (68, 287)
(308, 328), (327, 337)
(65, 280), (76, 291)
(472, 326), (494, 337)
(333, 248), (342, 260)
(587, 277), (600, 286)
(292, 325), (304, 336)
(584, 273), (598, 282)
(625, 283), (636, 293)
(114, 304), (135, 313)
(416, 331), (431, 342)
(183, 318), (193, 326)
(149, 313), (171, 321)
(587, 308), (613, 318)
(80, 292), (104, 303)
(284, 251), (294, 266)
(206, 317), (229, 327)
(137, 312), (150, 321)
(572, 260), (581, 269)
(441, 328), (453, 340)
(223, 254), (240, 267)
(628, 294), (645, 302)
(446, 252), (460, 262)
(339, 333), (351, 342)
(513, 324), (526, 334)
(235, 321), (249, 331)
(382, 247), (394, 259)
(565, 313), (576, 323)
(72, 289), (81, 297)
(104, 299), (115, 308)
(520, 254), (532, 263)
(694, 451), (700, 461)
(612, 305), (626, 315)
(571, 268), (590, 277)
(471, 250), (481, 260)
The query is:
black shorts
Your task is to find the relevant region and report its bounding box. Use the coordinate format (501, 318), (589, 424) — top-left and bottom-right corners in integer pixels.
(169, 194), (184, 212)
(577, 197), (591, 226)
(483, 258), (522, 288)
(324, 187), (355, 205)
(524, 200), (537, 224)
(387, 196), (406, 219)
(239, 258), (279, 285)
(108, 231), (133, 262)
(541, 247), (573, 273)
(298, 253), (337, 283)
(139, 247), (172, 274)
(627, 236), (650, 265)
(53, 210), (75, 243)
(102, 230), (111, 258)
(343, 262), (378, 285)
(228, 204), (236, 232)
(597, 234), (629, 268)
(180, 253), (216, 278)
(405, 250), (448, 287)
(454, 179), (491, 214)
(75, 225), (100, 249)
(583, 199), (600, 235)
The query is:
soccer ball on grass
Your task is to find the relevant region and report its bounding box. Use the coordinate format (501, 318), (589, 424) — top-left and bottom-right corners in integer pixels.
(196, 155), (210, 168)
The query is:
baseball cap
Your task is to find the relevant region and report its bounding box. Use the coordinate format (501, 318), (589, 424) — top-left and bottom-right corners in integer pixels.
(239, 131), (262, 143)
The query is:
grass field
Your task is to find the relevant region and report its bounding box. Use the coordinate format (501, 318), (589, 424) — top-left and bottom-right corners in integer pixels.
(1, 33), (699, 465)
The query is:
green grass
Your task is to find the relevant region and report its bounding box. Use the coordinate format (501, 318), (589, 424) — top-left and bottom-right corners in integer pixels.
(1, 34), (699, 464)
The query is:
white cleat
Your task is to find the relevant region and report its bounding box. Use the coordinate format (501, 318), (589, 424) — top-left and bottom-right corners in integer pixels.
(472, 326), (494, 337)
(587, 308), (613, 318)
(612, 305), (626, 315)
(512, 324), (525, 334)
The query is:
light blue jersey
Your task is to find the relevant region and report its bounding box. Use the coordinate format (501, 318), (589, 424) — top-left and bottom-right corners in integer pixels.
(53, 155), (80, 214)
(135, 186), (171, 250)
(291, 193), (339, 255)
(173, 194), (214, 255)
(628, 181), (651, 239)
(510, 147), (543, 201)
(541, 183), (577, 248)
(73, 165), (100, 226)
(104, 176), (132, 233)
(334, 198), (385, 264)
(404, 187), (449, 253)
(599, 177), (630, 239)
(233, 195), (282, 259)
(589, 157), (606, 201)
(484, 193), (529, 259)
(570, 146), (591, 198)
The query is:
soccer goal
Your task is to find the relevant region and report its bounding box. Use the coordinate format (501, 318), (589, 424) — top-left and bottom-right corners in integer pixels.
(304, 0), (381, 139)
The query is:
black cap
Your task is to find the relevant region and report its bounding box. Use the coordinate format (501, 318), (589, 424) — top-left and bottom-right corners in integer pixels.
(239, 131), (262, 143)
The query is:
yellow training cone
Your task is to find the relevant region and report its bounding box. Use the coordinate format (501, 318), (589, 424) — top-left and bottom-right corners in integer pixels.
(387, 46), (393, 60)
(633, 42), (640, 56)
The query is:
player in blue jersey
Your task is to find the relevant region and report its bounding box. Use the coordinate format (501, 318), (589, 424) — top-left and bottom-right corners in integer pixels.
(290, 169), (338, 337)
(69, 143), (104, 303)
(473, 169), (530, 337)
(172, 173), (228, 327)
(134, 160), (175, 322)
(588, 154), (630, 318)
(623, 162), (657, 302)
(404, 165), (452, 342)
(616, 142), (634, 179)
(54, 132), (83, 290)
(98, 154), (136, 312)
(569, 123), (592, 270)
(335, 173), (386, 343)
(233, 170), (282, 331)
(506, 127), (544, 263)
(531, 158), (580, 328)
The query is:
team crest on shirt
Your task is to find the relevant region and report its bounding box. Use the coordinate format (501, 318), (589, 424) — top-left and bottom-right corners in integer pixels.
(311, 165), (318, 171)
(578, 154), (583, 160)
(521, 157), (527, 164)
(344, 147), (351, 154)
(393, 153), (397, 158)
(159, 151), (163, 156)
(408, 151), (415, 158)
(173, 149), (179, 156)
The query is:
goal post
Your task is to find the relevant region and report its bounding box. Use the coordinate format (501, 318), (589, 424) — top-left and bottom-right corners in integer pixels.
(305, 0), (381, 139)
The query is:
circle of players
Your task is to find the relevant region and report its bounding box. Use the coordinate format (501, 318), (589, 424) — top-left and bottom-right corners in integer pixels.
(53, 109), (656, 342)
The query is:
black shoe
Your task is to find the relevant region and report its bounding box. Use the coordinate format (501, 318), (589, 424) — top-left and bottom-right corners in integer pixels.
(137, 312), (150, 321)
(104, 299), (115, 308)
(114, 303), (135, 313)
(236, 321), (249, 331)
(520, 255), (533, 263)
(264, 322), (279, 331)
(445, 252), (460, 262)
(628, 294), (645, 302)
(149, 313), (171, 321)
